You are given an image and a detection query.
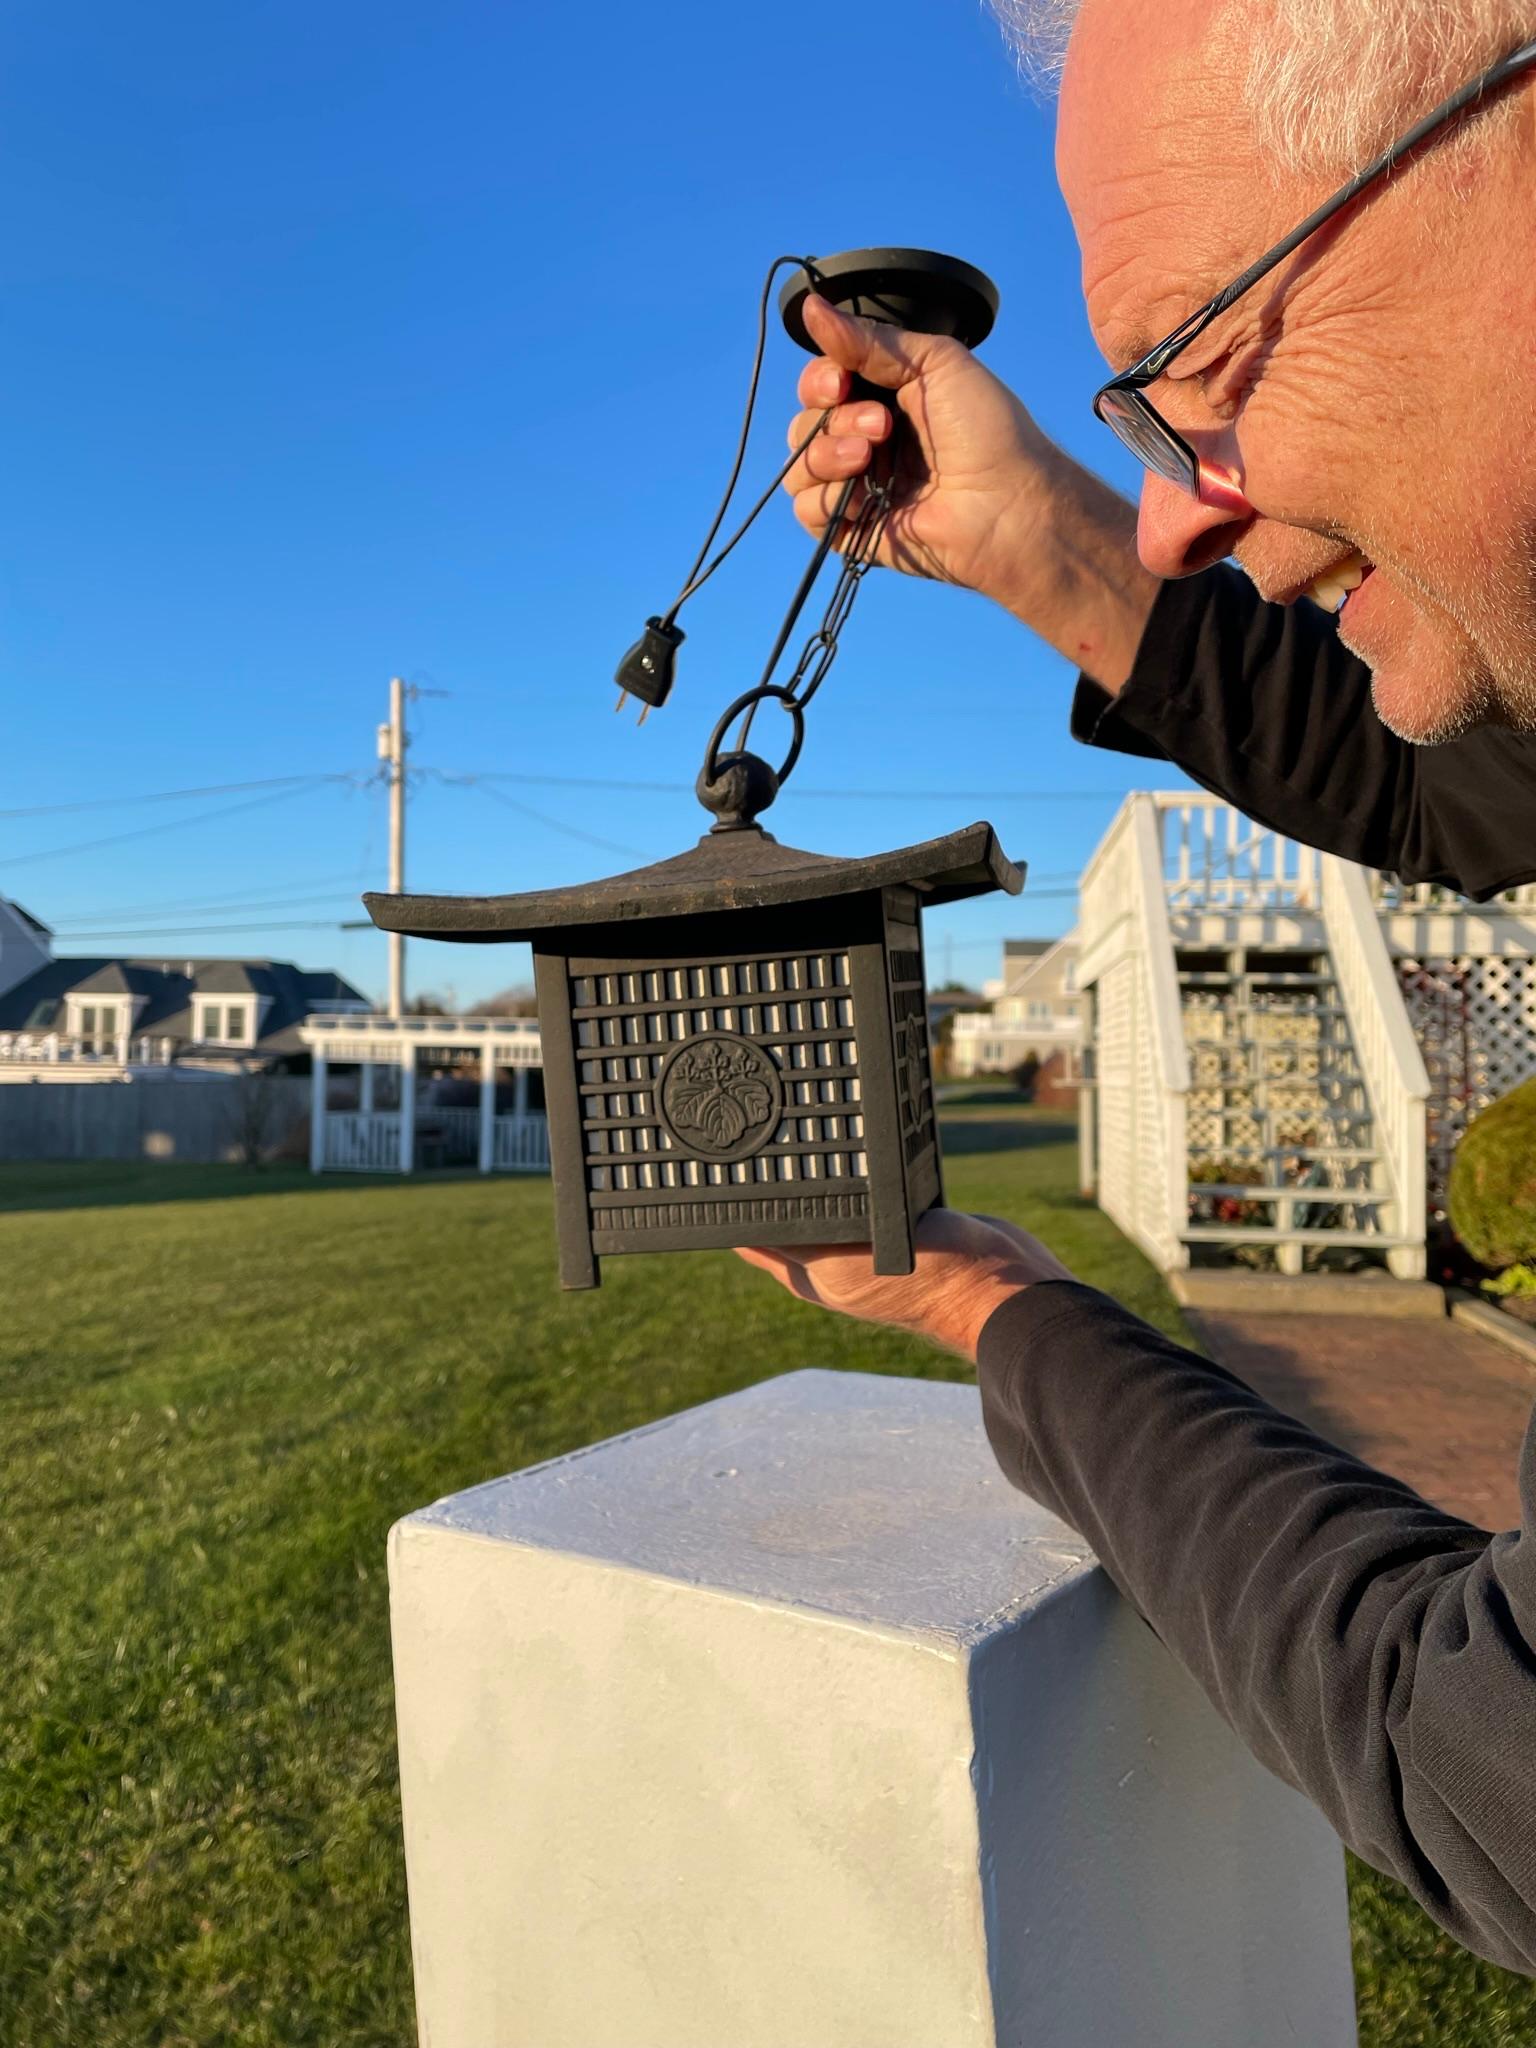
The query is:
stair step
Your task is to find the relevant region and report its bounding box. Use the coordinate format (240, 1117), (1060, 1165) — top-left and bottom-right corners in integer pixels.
(1187, 1187), (1392, 1196)
(1240, 970), (1333, 985)
(1209, 1004), (1347, 1020)
(1182, 1225), (1418, 1249)
(1188, 1146), (1383, 1163)
(1200, 1114), (1373, 1131)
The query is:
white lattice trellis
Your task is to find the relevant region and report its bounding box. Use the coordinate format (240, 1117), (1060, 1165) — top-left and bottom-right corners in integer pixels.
(1398, 955), (1536, 1215)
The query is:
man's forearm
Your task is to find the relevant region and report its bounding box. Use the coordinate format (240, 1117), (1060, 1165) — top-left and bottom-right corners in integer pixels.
(989, 448), (1160, 693)
(976, 1281), (1536, 1976)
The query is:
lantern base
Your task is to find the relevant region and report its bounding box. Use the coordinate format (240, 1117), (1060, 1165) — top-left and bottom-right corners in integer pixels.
(778, 248), (998, 353)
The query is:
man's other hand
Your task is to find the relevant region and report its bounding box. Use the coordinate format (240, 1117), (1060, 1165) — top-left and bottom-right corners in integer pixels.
(736, 1209), (1073, 1365)
(782, 294), (1057, 615)
(781, 294), (1159, 690)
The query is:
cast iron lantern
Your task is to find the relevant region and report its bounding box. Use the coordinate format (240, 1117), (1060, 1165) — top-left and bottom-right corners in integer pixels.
(367, 787), (1020, 1287)
(366, 247), (1023, 1287)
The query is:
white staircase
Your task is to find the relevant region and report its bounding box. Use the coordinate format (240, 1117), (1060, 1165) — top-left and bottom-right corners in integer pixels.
(1078, 795), (1430, 1279)
(1179, 946), (1415, 1273)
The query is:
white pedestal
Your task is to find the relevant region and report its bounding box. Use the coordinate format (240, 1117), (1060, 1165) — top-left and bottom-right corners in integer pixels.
(389, 1370), (1358, 2048)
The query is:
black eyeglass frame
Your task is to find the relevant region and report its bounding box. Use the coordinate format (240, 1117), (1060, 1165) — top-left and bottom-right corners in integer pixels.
(1092, 36), (1536, 494)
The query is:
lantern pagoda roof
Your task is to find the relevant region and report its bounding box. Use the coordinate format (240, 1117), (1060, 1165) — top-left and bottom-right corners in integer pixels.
(365, 821), (1022, 943)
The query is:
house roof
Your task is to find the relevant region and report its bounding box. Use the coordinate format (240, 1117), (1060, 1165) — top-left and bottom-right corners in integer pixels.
(0, 953), (368, 1054)
(1000, 931), (1080, 999)
(8, 902), (51, 938)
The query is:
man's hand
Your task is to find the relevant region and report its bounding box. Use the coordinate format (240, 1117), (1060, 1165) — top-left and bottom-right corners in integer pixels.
(782, 295), (1161, 692)
(736, 1209), (1074, 1365)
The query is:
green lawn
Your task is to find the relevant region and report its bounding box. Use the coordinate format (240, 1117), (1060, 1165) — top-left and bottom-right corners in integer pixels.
(1, 1114), (1531, 2046)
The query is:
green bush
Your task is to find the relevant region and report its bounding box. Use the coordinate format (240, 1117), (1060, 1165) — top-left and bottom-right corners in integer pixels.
(1448, 1076), (1536, 1271)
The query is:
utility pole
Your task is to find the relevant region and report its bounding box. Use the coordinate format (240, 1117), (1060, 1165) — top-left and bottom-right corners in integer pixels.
(379, 677), (408, 1018)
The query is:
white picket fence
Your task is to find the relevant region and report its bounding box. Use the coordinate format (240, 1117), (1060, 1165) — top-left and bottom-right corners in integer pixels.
(319, 1110), (548, 1174)
(322, 1113), (405, 1172)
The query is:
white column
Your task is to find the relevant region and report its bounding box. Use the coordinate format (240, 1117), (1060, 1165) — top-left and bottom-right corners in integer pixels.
(360, 1061), (375, 1115)
(390, 1372), (1358, 2048)
(309, 1050), (328, 1173)
(398, 1046), (416, 1174)
(478, 1043), (495, 1174)
(514, 1064), (529, 1116)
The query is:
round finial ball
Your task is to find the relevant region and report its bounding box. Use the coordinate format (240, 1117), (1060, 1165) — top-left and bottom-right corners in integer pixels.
(696, 749), (779, 830)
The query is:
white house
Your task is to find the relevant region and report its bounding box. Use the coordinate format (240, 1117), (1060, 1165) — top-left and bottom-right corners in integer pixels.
(946, 934), (1084, 1091)
(0, 895), (370, 1082)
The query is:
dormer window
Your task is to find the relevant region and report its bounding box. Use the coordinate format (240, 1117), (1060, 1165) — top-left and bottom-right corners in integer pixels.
(196, 1000), (254, 1047)
(75, 1001), (122, 1051)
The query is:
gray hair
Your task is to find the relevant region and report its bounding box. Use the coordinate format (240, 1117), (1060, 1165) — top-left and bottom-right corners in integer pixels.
(988, 0), (1534, 173)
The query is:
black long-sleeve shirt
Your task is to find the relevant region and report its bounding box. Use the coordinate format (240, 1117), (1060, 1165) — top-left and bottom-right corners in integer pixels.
(977, 566), (1536, 1973)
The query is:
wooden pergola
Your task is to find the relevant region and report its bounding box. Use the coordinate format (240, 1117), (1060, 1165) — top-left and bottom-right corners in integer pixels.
(298, 1013), (547, 1175)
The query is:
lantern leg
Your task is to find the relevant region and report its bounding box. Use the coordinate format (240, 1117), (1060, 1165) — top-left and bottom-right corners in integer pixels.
(848, 938), (917, 1276)
(534, 949), (599, 1289)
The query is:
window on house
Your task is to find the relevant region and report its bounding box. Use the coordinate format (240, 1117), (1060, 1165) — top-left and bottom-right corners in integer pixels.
(77, 1002), (119, 1050)
(199, 1003), (252, 1045)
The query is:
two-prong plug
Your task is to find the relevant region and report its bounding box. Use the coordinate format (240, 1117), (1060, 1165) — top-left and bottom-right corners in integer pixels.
(613, 616), (685, 725)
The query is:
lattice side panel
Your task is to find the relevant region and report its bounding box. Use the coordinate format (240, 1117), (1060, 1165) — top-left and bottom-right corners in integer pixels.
(570, 951), (868, 1213)
(887, 946), (936, 1168)
(1094, 956), (1138, 1244)
(1398, 954), (1536, 1216)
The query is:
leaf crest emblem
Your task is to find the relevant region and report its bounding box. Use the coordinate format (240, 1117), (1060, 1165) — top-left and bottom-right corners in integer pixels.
(660, 1036), (781, 1159)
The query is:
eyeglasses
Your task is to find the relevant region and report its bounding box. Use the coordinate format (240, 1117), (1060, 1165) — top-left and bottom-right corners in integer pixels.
(1093, 37), (1536, 494)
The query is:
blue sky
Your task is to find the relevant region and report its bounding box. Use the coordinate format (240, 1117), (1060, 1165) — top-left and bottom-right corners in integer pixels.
(1, 0), (1188, 1006)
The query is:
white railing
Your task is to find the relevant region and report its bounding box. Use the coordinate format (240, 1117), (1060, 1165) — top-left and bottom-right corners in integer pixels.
(1153, 794), (1320, 910)
(302, 1012), (543, 1065)
(1369, 875), (1536, 912)
(949, 1014), (1081, 1043)
(0, 1032), (177, 1067)
(323, 1112), (403, 1171)
(1078, 795), (1191, 1270)
(319, 1109), (548, 1173)
(1320, 858), (1430, 1278)
(493, 1115), (550, 1171)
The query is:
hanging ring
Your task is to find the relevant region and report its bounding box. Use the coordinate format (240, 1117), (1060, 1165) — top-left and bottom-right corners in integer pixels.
(701, 684), (806, 790)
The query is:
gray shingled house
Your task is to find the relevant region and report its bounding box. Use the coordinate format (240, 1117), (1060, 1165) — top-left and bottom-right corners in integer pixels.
(0, 896), (368, 1079)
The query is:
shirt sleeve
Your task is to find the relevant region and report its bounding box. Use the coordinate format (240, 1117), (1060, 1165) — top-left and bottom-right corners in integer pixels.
(1071, 565), (1536, 901)
(976, 1280), (1536, 1976)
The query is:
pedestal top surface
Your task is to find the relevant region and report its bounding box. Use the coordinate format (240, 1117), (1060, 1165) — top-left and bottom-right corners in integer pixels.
(407, 1369), (1094, 1645)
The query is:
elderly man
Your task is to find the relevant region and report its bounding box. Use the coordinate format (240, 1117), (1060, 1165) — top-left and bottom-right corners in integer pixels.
(741, 0), (1536, 1978)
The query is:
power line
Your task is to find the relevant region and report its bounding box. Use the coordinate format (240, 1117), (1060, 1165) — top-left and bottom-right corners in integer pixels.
(0, 773), (356, 820)
(460, 769), (1121, 803)
(48, 871), (374, 924)
(433, 773), (649, 860)
(55, 918), (366, 942)
(0, 781), (349, 870)
(50, 894), (367, 937)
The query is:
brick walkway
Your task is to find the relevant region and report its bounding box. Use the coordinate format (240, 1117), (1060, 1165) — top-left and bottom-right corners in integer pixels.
(1187, 1310), (1536, 1529)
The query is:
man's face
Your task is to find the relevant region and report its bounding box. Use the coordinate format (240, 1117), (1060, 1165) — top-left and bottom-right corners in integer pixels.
(1057, 0), (1536, 742)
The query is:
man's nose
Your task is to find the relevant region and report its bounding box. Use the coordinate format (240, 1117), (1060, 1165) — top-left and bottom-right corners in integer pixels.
(1137, 461), (1256, 579)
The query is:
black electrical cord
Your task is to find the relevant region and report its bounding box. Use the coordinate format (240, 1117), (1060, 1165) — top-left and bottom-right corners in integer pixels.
(665, 411), (832, 622)
(660, 254), (818, 629)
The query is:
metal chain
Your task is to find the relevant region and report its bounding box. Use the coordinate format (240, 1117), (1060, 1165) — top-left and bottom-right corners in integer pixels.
(781, 477), (895, 713)
(733, 471), (897, 762)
